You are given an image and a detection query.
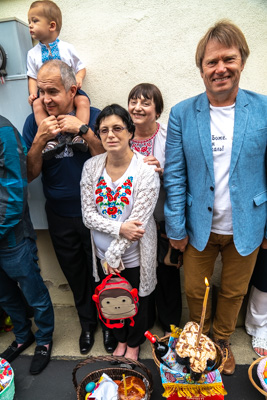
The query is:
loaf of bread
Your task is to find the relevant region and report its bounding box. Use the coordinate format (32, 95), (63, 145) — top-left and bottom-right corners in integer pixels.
(118, 376), (146, 400)
(175, 321), (217, 373)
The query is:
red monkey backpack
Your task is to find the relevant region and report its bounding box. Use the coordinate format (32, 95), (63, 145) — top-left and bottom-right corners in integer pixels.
(92, 274), (139, 329)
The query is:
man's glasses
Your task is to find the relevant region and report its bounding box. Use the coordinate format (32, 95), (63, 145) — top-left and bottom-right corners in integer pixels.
(98, 126), (127, 136)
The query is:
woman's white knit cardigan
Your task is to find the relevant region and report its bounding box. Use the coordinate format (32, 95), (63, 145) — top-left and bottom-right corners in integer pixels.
(80, 151), (160, 297)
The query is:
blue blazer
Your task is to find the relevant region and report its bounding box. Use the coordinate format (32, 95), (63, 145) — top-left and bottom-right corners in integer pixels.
(164, 89), (267, 256)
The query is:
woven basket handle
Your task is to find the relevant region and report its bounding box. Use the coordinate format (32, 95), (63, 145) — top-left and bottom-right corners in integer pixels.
(217, 347), (228, 373)
(248, 356), (267, 398)
(72, 355), (153, 392)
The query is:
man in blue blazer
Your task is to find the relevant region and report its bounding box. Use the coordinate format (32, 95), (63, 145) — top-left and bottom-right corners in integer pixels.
(164, 21), (267, 375)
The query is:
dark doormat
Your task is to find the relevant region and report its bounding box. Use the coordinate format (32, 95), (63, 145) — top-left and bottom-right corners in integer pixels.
(10, 356), (262, 399)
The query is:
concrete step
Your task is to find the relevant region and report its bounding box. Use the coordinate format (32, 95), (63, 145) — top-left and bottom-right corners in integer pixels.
(0, 305), (257, 365)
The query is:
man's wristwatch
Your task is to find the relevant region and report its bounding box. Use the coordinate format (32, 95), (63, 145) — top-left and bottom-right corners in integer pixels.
(79, 124), (89, 135)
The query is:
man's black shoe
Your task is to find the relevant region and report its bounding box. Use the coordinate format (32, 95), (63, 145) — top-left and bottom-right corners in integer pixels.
(103, 330), (117, 353)
(0, 331), (35, 362)
(79, 330), (94, 354)
(30, 341), (53, 375)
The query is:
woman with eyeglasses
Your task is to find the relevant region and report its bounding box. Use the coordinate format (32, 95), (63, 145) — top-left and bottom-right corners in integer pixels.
(80, 104), (160, 361)
(128, 83), (182, 336)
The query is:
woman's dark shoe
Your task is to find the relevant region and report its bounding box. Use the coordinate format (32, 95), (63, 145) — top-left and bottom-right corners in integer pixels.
(103, 330), (117, 353)
(79, 330), (94, 354)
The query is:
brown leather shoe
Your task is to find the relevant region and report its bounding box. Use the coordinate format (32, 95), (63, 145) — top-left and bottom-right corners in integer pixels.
(213, 338), (236, 375)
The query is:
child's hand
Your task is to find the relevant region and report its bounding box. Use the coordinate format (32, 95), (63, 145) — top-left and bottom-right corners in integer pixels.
(28, 93), (37, 106)
(76, 77), (82, 89)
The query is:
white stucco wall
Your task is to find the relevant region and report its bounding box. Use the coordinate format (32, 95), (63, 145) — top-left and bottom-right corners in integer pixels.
(1, 0), (267, 123)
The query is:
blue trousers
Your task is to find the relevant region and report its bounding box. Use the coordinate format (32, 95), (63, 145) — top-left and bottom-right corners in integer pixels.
(0, 238), (54, 345)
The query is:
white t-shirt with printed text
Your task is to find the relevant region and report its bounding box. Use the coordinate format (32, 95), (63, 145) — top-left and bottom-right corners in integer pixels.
(210, 104), (235, 234)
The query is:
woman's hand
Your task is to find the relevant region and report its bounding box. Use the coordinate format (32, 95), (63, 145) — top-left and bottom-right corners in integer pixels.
(120, 221), (145, 241)
(106, 263), (122, 275)
(143, 155), (163, 177)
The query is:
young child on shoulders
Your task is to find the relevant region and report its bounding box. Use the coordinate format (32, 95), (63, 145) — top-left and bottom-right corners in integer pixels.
(27, 0), (90, 159)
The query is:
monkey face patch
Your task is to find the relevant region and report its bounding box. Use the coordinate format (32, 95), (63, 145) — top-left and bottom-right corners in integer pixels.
(100, 295), (136, 318)
(93, 274), (139, 329)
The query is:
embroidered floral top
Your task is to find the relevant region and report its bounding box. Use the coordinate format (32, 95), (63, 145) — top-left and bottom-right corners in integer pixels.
(92, 156), (139, 268)
(95, 175), (133, 219)
(27, 39), (85, 80)
(40, 38), (61, 63)
(130, 123), (160, 156)
(130, 123), (167, 222)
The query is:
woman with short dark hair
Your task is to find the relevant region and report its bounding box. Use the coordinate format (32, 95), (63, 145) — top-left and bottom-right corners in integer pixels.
(128, 83), (183, 335)
(81, 104), (160, 360)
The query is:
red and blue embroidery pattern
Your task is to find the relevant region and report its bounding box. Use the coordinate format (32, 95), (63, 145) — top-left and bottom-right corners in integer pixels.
(95, 176), (133, 219)
(130, 123), (159, 156)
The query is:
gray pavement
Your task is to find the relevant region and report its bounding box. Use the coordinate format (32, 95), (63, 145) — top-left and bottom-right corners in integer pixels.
(9, 357), (263, 400)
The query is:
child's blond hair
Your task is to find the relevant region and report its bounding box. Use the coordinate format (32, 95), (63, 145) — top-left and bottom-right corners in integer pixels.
(29, 1), (62, 33)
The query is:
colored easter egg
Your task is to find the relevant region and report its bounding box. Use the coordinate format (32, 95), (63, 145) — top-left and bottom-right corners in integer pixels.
(264, 377), (267, 384)
(85, 381), (96, 393)
(263, 371), (267, 378)
(206, 371), (216, 383)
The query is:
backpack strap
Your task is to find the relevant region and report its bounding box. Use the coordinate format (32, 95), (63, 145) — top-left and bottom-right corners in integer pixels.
(106, 320), (125, 329)
(98, 313), (125, 329)
(96, 273), (114, 291)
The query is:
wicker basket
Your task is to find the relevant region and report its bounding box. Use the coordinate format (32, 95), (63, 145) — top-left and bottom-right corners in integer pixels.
(72, 355), (153, 400)
(150, 334), (227, 374)
(248, 356), (267, 399)
(0, 359), (15, 400)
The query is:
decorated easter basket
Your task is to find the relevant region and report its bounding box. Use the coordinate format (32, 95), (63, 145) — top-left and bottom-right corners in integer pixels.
(150, 334), (227, 374)
(72, 355), (153, 400)
(0, 358), (15, 400)
(248, 356), (267, 399)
